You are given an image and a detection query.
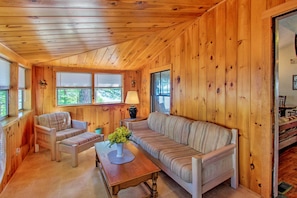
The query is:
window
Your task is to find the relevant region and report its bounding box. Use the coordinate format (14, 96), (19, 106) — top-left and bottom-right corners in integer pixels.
(56, 72), (92, 106)
(94, 73), (122, 104)
(0, 58), (10, 119)
(0, 124), (5, 183)
(151, 70), (170, 114)
(18, 67), (25, 110)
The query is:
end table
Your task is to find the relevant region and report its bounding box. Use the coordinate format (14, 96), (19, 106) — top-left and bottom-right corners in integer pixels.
(120, 117), (146, 127)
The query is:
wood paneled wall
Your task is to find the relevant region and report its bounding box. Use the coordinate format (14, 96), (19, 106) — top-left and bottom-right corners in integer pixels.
(33, 66), (141, 137)
(0, 37), (33, 194)
(139, 0), (295, 197)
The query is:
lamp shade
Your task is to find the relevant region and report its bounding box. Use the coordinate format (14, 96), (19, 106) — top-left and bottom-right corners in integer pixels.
(125, 91), (139, 104)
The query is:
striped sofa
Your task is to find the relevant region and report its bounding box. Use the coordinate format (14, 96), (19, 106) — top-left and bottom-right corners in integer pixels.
(34, 112), (88, 161)
(128, 112), (238, 198)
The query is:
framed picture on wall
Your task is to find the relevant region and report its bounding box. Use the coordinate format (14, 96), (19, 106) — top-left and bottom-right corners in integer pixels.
(293, 75), (297, 90)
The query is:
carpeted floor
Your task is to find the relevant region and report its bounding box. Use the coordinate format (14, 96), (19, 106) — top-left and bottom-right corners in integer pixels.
(0, 147), (260, 198)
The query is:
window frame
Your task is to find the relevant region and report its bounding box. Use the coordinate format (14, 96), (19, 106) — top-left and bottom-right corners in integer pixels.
(55, 70), (124, 106)
(94, 73), (123, 104)
(149, 64), (172, 114)
(56, 72), (92, 106)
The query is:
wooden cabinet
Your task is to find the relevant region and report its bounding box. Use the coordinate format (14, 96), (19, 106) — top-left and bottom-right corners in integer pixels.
(0, 111), (33, 193)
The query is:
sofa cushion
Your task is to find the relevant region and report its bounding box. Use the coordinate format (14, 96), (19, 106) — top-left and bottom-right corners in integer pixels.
(131, 129), (163, 144)
(138, 135), (181, 159)
(38, 112), (71, 131)
(147, 112), (168, 135)
(164, 115), (192, 145)
(188, 121), (232, 154)
(56, 128), (85, 141)
(159, 145), (202, 183)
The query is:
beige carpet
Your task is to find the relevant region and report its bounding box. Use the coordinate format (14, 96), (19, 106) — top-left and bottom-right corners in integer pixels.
(0, 147), (260, 198)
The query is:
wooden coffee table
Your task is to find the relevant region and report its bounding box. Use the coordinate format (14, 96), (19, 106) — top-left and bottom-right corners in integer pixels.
(95, 141), (160, 197)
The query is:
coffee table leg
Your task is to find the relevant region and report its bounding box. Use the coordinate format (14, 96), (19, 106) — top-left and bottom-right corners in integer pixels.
(151, 172), (158, 198)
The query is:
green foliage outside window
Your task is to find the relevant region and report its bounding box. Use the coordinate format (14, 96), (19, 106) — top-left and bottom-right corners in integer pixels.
(57, 88), (91, 105)
(18, 90), (23, 110)
(95, 88), (122, 103)
(0, 91), (8, 118)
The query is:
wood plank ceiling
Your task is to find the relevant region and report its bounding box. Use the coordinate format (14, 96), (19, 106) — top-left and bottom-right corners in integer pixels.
(0, 0), (223, 70)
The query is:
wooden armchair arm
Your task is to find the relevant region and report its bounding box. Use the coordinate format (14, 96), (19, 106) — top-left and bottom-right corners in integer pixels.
(34, 124), (57, 160)
(34, 124), (56, 135)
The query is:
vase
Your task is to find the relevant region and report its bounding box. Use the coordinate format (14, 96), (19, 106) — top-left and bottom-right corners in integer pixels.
(116, 143), (124, 158)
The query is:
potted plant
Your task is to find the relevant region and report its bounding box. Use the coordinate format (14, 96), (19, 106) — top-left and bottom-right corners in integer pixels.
(95, 127), (102, 134)
(108, 126), (132, 157)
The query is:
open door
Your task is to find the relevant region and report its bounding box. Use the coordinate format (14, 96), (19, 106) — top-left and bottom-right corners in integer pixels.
(273, 10), (297, 197)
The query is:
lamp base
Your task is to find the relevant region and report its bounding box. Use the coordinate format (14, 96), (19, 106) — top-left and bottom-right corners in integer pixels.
(128, 106), (137, 119)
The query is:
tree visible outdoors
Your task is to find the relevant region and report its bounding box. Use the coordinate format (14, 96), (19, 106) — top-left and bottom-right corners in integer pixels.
(0, 91), (8, 117)
(57, 88), (91, 105)
(95, 88), (122, 103)
(18, 90), (23, 110)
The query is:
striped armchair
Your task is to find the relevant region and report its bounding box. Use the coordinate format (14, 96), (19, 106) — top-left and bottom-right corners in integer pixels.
(34, 112), (88, 160)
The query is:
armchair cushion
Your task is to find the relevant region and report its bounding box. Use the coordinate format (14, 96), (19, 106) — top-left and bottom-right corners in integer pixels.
(56, 128), (86, 141)
(37, 112), (71, 131)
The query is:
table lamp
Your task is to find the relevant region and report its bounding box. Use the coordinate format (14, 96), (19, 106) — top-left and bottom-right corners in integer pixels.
(125, 91), (139, 119)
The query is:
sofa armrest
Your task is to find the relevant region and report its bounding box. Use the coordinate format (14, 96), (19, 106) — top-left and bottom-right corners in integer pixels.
(72, 120), (88, 130)
(201, 144), (235, 165)
(192, 144), (237, 197)
(127, 120), (149, 130)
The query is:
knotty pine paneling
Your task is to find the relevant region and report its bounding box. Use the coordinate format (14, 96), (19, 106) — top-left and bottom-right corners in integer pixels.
(225, 0), (238, 129)
(34, 21), (194, 71)
(250, 0), (267, 194)
(197, 13), (207, 121)
(190, 21), (200, 120)
(205, 10), (216, 123)
(33, 66), (141, 137)
(237, 0), (252, 190)
(139, 0), (295, 197)
(215, 3), (226, 126)
(0, 0), (223, 65)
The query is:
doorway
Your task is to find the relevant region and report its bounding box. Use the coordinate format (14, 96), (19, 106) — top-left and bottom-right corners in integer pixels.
(274, 10), (297, 197)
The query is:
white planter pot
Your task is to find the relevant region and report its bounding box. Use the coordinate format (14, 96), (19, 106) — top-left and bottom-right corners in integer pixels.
(116, 143), (124, 158)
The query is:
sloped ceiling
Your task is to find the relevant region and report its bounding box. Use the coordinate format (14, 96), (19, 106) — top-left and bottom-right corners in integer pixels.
(0, 0), (224, 70)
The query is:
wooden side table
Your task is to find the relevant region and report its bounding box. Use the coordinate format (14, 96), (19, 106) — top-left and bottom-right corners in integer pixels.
(120, 117), (146, 127)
